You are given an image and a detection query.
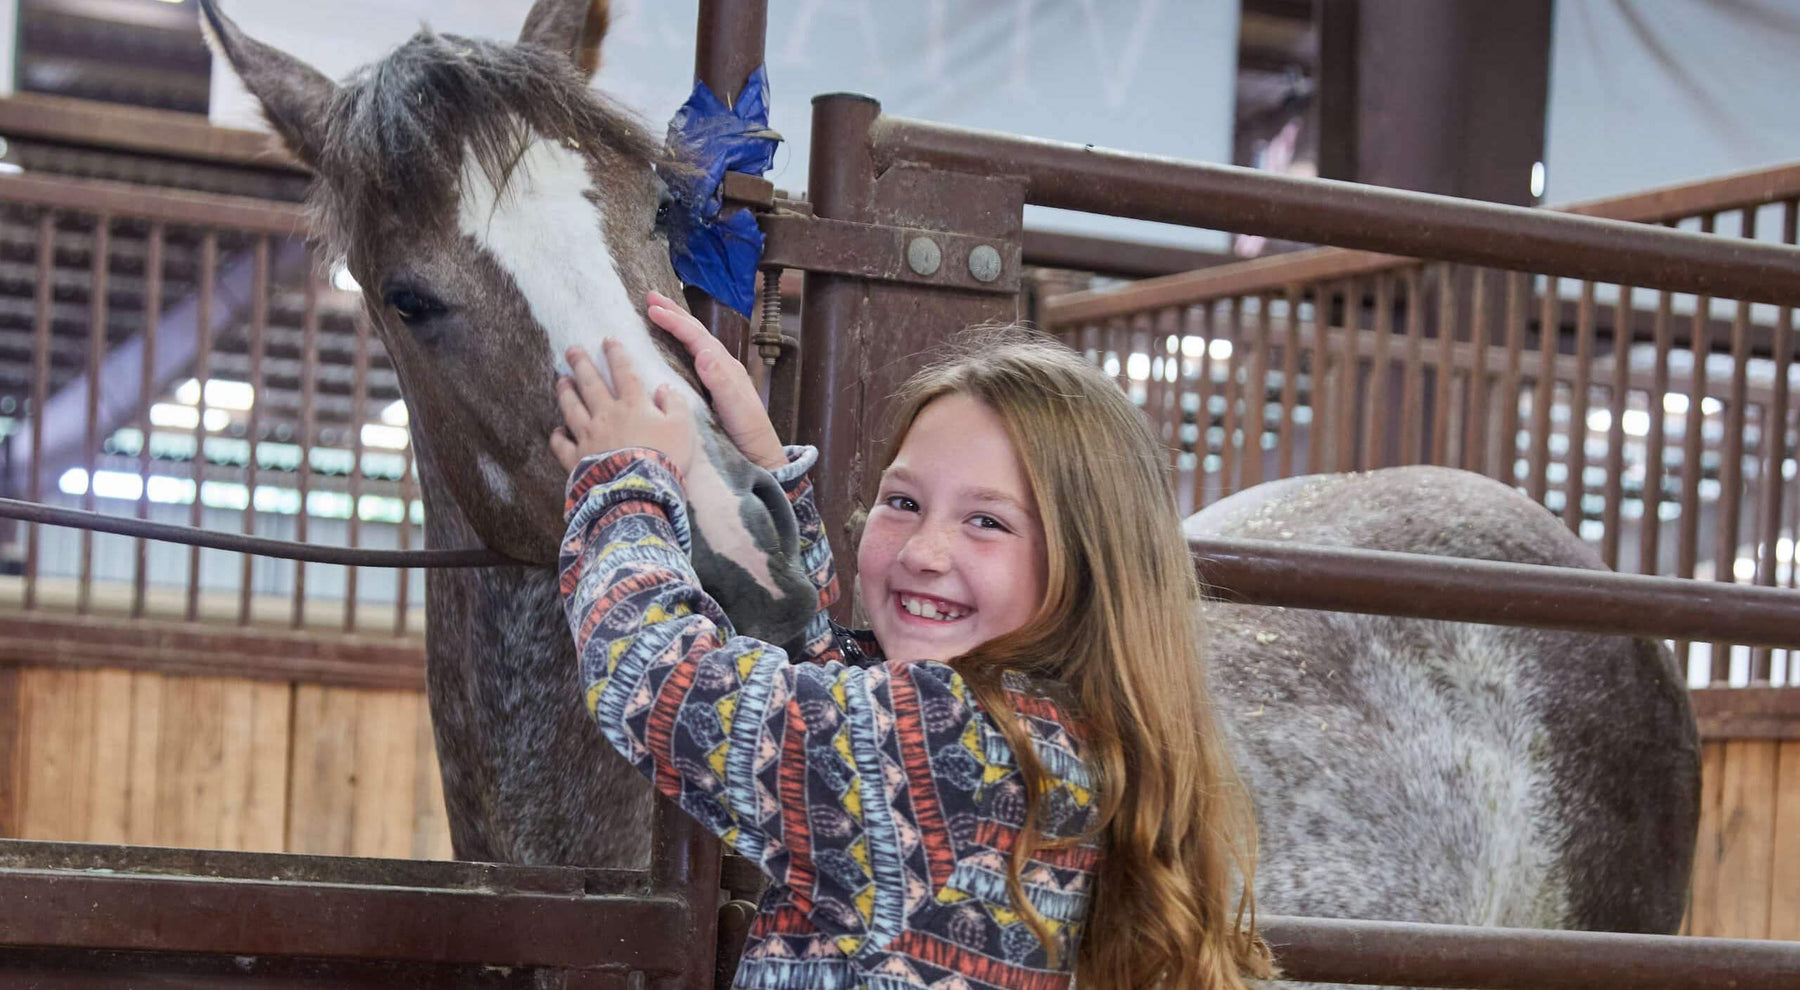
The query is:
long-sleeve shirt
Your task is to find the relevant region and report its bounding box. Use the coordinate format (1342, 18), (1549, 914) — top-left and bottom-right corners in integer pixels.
(560, 446), (1101, 990)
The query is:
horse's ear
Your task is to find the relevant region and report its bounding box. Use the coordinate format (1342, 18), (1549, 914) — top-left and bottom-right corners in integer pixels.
(198, 0), (337, 167)
(519, 0), (609, 81)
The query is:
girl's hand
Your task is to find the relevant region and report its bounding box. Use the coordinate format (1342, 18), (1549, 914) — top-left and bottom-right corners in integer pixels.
(550, 339), (695, 477)
(646, 290), (787, 472)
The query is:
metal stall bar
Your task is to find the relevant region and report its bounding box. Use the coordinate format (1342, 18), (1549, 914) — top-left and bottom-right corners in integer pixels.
(1192, 537), (1800, 649)
(870, 118), (1800, 306)
(1261, 914), (1800, 990)
(76, 215), (111, 614)
(130, 223), (164, 619)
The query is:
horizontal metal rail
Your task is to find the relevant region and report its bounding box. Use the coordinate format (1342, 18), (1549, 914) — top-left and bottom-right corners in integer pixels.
(870, 115), (1800, 306)
(1263, 915), (1800, 989)
(8, 497), (1796, 646)
(0, 171), (306, 235)
(1195, 536), (1800, 649)
(0, 497), (510, 568)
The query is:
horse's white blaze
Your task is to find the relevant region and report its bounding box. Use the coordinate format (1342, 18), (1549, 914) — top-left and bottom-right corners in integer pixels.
(458, 135), (780, 593)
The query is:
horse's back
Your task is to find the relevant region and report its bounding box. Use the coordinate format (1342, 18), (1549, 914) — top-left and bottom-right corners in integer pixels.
(1189, 467), (1698, 935)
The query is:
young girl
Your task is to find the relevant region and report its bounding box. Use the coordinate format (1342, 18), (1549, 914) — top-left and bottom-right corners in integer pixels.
(551, 292), (1271, 990)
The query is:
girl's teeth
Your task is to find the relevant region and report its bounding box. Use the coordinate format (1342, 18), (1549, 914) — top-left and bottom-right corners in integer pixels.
(901, 596), (965, 621)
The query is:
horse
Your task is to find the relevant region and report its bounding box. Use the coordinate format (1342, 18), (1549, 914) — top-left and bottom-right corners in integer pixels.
(204, 0), (1700, 957)
(1189, 465), (1698, 946)
(201, 0), (818, 868)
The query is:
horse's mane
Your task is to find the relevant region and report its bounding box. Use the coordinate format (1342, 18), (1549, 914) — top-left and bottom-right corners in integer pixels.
(311, 29), (664, 266)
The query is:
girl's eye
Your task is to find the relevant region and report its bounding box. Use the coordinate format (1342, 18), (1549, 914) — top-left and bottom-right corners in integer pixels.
(970, 514), (1009, 532)
(882, 494), (919, 513)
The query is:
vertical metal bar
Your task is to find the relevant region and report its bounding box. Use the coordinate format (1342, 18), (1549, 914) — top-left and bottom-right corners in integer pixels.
(1339, 275), (1360, 468)
(1432, 268), (1457, 468)
(1364, 273), (1394, 470)
(1602, 286), (1633, 570)
(797, 101), (887, 619)
(685, 0), (769, 369)
(1400, 269), (1426, 467)
(1677, 299), (1711, 589)
(1220, 298), (1245, 495)
(1158, 307), (1185, 475)
(1676, 216), (1716, 675)
(1107, 318), (1129, 395)
(1335, 279), (1359, 472)
(1641, 288), (1674, 576)
(1529, 276), (1559, 503)
(1243, 294), (1272, 488)
(1712, 208), (1757, 679)
(1499, 272), (1527, 489)
(1464, 268), (1492, 477)
(238, 236), (269, 626)
(1143, 312), (1168, 453)
(23, 212), (54, 612)
(186, 232), (217, 622)
(1190, 303), (1217, 510)
(345, 310), (371, 633)
(1564, 280), (1596, 534)
(395, 438), (416, 637)
(1307, 283), (1331, 474)
(132, 222), (164, 619)
(1277, 288), (1302, 477)
(77, 216), (110, 615)
(1752, 200), (1797, 682)
(291, 259), (321, 630)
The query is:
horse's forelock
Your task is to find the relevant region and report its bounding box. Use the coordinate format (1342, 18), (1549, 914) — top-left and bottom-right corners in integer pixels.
(308, 29), (663, 268)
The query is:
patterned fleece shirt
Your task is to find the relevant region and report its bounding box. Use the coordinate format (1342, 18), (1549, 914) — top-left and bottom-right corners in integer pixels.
(559, 446), (1102, 990)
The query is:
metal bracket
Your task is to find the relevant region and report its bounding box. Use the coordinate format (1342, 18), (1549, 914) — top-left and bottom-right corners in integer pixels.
(756, 211), (1021, 294)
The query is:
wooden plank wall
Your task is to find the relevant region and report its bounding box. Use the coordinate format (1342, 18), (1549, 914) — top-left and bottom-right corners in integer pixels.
(1688, 738), (1800, 941)
(3, 662), (1797, 941)
(0, 665), (452, 860)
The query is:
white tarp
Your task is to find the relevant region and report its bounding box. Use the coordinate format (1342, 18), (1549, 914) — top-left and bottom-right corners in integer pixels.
(1544, 0), (1800, 208)
(209, 0), (1240, 249)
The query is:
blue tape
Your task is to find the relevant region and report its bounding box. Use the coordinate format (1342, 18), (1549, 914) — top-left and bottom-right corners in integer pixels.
(662, 65), (780, 318)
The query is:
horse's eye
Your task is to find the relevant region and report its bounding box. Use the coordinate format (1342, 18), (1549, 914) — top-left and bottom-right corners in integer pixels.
(653, 197), (673, 230)
(384, 287), (444, 324)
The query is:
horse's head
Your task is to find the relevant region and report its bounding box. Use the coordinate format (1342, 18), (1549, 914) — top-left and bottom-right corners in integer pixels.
(202, 0), (818, 645)
(201, 0), (685, 564)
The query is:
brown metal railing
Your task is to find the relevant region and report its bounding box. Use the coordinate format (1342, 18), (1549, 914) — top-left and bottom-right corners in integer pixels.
(1031, 161), (1800, 688)
(0, 172), (435, 638)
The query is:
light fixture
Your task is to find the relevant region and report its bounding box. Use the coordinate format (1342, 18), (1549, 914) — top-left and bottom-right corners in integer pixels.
(175, 378), (255, 411)
(361, 423), (410, 450)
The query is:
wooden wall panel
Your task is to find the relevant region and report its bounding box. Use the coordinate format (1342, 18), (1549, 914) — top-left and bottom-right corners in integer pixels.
(286, 685), (451, 860)
(1771, 741), (1800, 942)
(1687, 741), (1726, 936)
(6, 666), (448, 860)
(1714, 740), (1780, 938)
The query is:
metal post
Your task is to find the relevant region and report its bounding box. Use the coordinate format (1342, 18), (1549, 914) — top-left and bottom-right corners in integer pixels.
(798, 93), (882, 619)
(687, 0), (770, 364)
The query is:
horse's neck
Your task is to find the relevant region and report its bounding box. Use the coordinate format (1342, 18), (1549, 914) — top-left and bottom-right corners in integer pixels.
(415, 435), (654, 867)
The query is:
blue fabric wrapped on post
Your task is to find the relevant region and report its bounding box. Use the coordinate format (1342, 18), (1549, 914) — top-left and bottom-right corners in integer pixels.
(661, 65), (781, 318)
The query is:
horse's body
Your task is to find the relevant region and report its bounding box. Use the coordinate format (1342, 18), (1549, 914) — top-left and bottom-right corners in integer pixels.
(204, 0), (1700, 947)
(1190, 466), (1698, 943)
(202, 0), (815, 866)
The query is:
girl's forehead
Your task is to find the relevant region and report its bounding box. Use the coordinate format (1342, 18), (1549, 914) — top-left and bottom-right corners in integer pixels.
(887, 395), (1035, 501)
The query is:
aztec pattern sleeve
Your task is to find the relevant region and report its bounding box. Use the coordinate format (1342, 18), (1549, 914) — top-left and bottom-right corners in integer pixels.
(767, 445), (840, 662)
(560, 449), (1000, 949)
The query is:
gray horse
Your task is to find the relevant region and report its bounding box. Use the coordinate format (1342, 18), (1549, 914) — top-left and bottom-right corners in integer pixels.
(203, 0), (817, 867)
(1190, 465), (1697, 943)
(204, 0), (1699, 955)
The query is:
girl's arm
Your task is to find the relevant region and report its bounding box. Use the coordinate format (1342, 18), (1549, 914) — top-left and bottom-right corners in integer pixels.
(644, 292), (844, 662)
(561, 448), (981, 948)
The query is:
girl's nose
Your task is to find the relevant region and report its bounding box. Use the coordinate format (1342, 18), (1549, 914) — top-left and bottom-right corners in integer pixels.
(896, 525), (951, 574)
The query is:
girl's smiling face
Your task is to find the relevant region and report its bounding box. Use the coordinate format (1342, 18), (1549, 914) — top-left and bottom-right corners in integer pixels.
(857, 394), (1048, 662)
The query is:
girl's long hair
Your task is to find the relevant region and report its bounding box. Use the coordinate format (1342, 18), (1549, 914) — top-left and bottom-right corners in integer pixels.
(880, 329), (1272, 989)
